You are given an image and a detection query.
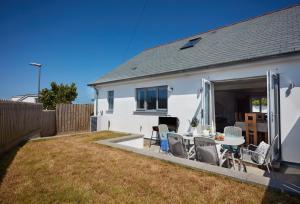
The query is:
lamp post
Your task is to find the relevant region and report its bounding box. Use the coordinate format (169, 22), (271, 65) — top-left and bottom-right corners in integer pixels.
(29, 62), (42, 102)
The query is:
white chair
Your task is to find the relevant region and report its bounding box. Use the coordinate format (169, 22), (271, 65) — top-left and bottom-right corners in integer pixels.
(223, 126), (244, 169)
(241, 135), (279, 173)
(194, 137), (228, 167)
(224, 126), (242, 138)
(158, 124), (169, 137)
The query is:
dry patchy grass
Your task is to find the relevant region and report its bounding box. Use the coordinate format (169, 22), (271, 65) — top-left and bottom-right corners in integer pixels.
(0, 131), (298, 204)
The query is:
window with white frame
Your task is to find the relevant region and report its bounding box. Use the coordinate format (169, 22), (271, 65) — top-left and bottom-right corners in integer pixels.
(107, 90), (114, 111)
(251, 97), (267, 113)
(136, 86), (168, 111)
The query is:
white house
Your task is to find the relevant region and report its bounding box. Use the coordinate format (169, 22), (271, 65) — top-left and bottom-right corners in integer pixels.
(89, 5), (300, 165)
(11, 94), (38, 103)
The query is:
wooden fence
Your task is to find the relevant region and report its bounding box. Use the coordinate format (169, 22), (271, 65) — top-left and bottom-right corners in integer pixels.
(56, 104), (94, 134)
(41, 110), (56, 137)
(0, 101), (93, 155)
(0, 100), (42, 155)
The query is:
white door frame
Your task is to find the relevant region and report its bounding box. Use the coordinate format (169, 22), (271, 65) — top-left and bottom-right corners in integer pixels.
(267, 70), (281, 160)
(201, 78), (215, 133)
(206, 74), (281, 151)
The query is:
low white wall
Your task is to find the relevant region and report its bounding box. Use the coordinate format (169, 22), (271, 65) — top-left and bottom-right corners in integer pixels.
(117, 137), (144, 149)
(94, 55), (300, 164)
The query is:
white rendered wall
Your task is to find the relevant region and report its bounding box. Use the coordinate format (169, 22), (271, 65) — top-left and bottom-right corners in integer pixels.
(94, 55), (300, 164)
(22, 97), (37, 103)
(11, 96), (37, 103)
(11, 97), (20, 101)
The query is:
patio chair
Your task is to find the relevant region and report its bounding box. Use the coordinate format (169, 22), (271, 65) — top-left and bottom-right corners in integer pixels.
(167, 132), (189, 159)
(194, 137), (228, 167)
(241, 134), (279, 173)
(223, 126), (243, 156)
(224, 126), (242, 137)
(149, 126), (159, 148)
(158, 124), (169, 151)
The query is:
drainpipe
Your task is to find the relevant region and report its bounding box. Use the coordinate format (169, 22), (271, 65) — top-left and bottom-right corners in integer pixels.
(93, 87), (99, 116)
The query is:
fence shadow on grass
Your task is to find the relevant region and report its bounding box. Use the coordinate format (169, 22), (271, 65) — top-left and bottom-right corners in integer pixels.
(0, 141), (27, 185)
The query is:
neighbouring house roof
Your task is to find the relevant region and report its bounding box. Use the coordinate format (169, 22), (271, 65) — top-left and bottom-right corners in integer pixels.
(12, 94), (38, 97)
(89, 4), (300, 86)
(11, 94), (38, 102)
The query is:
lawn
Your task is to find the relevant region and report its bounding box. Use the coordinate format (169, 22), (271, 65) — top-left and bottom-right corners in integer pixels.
(0, 131), (298, 203)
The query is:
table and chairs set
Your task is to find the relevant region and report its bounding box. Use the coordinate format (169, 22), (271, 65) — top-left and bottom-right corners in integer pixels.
(151, 124), (276, 172)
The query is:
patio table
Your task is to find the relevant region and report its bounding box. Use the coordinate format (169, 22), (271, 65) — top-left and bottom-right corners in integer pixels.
(181, 133), (245, 146)
(181, 133), (245, 170)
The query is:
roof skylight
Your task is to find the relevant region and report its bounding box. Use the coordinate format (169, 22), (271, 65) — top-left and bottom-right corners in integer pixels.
(180, 37), (201, 50)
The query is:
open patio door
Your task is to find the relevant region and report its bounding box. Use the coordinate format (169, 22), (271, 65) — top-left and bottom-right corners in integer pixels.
(267, 70), (281, 160)
(201, 78), (215, 133)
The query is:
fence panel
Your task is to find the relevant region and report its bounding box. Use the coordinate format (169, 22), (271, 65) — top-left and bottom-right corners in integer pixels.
(0, 100), (42, 155)
(56, 104), (93, 134)
(0, 101), (93, 154)
(41, 110), (56, 137)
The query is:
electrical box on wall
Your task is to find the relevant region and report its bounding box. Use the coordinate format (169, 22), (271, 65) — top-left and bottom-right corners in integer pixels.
(90, 116), (97, 132)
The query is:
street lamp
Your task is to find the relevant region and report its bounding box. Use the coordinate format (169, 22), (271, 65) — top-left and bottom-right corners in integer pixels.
(29, 62), (42, 102)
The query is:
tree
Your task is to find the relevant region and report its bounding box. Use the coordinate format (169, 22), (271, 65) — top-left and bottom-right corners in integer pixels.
(39, 82), (78, 110)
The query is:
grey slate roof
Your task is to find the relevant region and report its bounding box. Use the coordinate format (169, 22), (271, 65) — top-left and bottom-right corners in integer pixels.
(90, 5), (300, 85)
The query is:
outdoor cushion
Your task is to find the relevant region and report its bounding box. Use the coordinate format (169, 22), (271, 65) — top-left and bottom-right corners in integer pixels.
(160, 132), (169, 151)
(251, 141), (270, 164)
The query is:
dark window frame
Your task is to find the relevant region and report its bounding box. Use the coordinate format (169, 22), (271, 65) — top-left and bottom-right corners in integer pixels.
(136, 88), (145, 110)
(135, 86), (168, 111)
(180, 37), (201, 50)
(107, 90), (114, 111)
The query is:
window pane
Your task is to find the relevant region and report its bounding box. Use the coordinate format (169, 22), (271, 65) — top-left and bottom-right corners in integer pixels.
(180, 37), (201, 49)
(146, 88), (157, 110)
(204, 82), (210, 125)
(251, 98), (260, 113)
(158, 87), (167, 109)
(261, 97), (267, 113)
(137, 89), (145, 109)
(108, 91), (114, 110)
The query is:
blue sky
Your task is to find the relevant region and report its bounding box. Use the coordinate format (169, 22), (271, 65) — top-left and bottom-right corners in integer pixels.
(0, 0), (299, 103)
